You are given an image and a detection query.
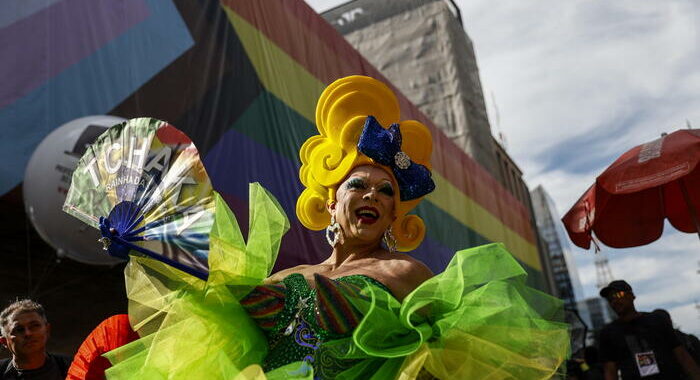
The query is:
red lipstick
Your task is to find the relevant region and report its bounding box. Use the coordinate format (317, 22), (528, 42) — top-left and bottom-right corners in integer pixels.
(355, 206), (379, 224)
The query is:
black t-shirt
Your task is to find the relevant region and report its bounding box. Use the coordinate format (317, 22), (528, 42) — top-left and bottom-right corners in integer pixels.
(0, 353), (71, 380)
(677, 330), (700, 365)
(599, 312), (682, 379)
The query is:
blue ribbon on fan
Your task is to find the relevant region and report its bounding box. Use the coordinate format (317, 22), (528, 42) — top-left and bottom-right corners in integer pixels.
(357, 116), (435, 201)
(98, 201), (208, 280)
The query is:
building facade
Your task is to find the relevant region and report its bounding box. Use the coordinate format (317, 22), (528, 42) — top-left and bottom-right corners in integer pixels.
(322, 0), (557, 294)
(323, 0), (502, 186)
(531, 185), (598, 352)
(531, 186), (587, 310)
(585, 297), (615, 331)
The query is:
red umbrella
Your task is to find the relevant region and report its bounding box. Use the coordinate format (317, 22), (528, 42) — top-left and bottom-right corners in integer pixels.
(562, 129), (700, 249)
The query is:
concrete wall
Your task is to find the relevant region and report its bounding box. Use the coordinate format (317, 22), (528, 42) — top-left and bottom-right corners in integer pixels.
(323, 0), (559, 296)
(323, 0), (501, 180)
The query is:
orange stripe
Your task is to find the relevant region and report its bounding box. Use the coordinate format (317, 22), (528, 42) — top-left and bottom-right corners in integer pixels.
(222, 0), (535, 244)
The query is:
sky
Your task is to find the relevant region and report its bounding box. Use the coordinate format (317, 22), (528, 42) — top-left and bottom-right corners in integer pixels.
(306, 0), (700, 335)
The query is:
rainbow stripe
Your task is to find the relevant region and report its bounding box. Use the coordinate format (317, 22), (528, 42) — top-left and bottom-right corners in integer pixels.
(216, 0), (545, 286)
(240, 284), (287, 331)
(4, 0), (546, 289)
(314, 274), (363, 337)
(0, 0), (193, 195)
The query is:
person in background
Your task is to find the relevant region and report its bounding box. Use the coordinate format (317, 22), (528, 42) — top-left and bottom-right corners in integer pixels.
(566, 346), (605, 380)
(652, 308), (700, 378)
(598, 280), (700, 380)
(581, 346), (605, 380)
(0, 299), (71, 380)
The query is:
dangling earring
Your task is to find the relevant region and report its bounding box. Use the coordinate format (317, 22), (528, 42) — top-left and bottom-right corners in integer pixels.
(383, 226), (397, 254)
(326, 215), (341, 247)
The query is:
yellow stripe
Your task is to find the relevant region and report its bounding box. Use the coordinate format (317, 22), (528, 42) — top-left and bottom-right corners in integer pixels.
(428, 174), (542, 271)
(224, 8), (542, 271)
(224, 8), (323, 122)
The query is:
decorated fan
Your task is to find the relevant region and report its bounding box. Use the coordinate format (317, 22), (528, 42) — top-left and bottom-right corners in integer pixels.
(63, 118), (215, 279)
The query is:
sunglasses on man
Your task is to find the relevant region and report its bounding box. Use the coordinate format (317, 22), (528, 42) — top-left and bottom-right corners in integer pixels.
(607, 290), (628, 300)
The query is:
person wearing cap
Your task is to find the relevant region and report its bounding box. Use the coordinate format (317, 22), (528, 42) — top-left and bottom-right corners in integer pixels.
(598, 280), (700, 380)
(653, 308), (700, 374)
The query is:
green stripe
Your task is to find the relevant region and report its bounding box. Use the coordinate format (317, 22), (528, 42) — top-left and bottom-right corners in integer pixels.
(229, 91), (314, 164)
(231, 91), (547, 290)
(416, 201), (546, 289)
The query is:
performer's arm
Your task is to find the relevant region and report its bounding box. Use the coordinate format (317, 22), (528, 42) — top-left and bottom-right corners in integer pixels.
(603, 361), (618, 380)
(673, 345), (700, 380)
(263, 265), (311, 284)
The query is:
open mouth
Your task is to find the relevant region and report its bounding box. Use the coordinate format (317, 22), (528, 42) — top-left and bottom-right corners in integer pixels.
(355, 206), (380, 224)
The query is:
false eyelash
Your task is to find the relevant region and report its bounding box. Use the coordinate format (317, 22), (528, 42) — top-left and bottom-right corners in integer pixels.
(379, 184), (394, 196)
(345, 178), (366, 190)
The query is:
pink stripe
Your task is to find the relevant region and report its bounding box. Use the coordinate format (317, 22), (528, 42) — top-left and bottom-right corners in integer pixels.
(0, 0), (150, 108)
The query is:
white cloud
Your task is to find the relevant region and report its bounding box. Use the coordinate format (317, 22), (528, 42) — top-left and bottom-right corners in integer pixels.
(466, 0), (700, 166)
(528, 169), (598, 215)
(577, 262), (597, 288)
(669, 302), (700, 336)
(305, 0), (700, 335)
(456, 0), (700, 335)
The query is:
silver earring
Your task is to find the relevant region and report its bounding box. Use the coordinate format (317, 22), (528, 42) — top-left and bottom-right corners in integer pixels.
(326, 215), (341, 247)
(383, 226), (397, 254)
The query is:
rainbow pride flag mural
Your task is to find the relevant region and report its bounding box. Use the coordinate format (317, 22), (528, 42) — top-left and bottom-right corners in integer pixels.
(1, 0), (546, 289)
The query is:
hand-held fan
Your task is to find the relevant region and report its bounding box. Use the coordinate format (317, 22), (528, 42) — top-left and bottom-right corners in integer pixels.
(63, 118), (215, 279)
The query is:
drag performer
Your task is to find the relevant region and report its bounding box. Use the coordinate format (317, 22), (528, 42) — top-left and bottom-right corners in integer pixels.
(69, 76), (569, 379)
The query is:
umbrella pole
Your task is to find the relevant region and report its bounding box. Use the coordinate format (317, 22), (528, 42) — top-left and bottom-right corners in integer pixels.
(679, 178), (700, 242)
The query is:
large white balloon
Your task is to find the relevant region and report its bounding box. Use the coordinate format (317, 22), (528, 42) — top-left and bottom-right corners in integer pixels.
(23, 115), (127, 265)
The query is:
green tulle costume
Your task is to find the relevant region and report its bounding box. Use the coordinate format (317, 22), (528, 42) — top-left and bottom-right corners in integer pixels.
(103, 184), (569, 379)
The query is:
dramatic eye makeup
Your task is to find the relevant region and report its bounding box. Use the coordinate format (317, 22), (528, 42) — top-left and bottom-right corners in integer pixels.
(378, 183), (394, 196)
(344, 177), (393, 196)
(345, 177), (366, 190)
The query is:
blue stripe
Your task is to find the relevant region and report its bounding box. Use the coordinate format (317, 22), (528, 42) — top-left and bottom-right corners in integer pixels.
(203, 126), (458, 273)
(0, 0), (193, 195)
(205, 126), (546, 289)
(0, 0), (63, 28)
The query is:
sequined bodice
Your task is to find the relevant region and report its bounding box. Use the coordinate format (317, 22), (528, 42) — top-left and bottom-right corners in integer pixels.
(240, 273), (392, 378)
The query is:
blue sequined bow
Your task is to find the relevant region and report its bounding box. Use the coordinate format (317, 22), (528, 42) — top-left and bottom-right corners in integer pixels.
(357, 116), (435, 201)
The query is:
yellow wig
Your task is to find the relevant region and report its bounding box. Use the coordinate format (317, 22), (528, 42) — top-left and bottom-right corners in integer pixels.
(295, 76), (433, 251)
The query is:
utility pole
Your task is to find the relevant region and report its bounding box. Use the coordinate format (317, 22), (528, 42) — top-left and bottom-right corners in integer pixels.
(595, 253), (615, 289)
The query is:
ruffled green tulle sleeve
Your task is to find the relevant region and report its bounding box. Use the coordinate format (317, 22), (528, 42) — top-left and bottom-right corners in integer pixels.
(322, 243), (570, 379)
(103, 183), (568, 379)
(103, 183), (290, 379)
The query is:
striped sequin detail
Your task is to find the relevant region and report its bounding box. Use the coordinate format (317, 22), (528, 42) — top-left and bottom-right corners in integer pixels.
(241, 274), (393, 336)
(313, 274), (364, 337)
(239, 283), (286, 331)
(242, 273), (395, 374)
